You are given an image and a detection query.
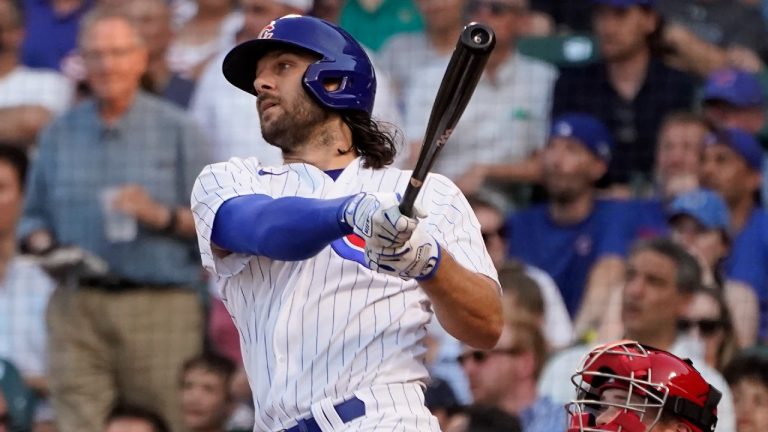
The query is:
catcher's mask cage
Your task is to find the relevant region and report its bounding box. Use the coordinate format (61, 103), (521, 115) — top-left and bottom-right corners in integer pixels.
(566, 340), (721, 432)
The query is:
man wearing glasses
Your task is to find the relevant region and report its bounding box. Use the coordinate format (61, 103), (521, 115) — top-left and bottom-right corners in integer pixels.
(458, 319), (565, 432)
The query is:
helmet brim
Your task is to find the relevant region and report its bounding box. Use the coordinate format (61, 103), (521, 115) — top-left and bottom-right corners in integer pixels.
(222, 38), (322, 96)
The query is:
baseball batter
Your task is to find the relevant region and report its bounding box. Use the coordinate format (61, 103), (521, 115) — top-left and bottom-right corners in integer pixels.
(190, 15), (502, 432)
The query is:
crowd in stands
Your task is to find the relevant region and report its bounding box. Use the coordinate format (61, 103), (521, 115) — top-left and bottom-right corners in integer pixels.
(2, 0), (768, 430)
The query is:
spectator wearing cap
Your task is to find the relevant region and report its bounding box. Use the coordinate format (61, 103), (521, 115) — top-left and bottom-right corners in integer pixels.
(506, 113), (639, 332)
(552, 0), (696, 192)
(667, 188), (759, 347)
(699, 67), (768, 213)
(700, 127), (768, 343)
(702, 68), (766, 138)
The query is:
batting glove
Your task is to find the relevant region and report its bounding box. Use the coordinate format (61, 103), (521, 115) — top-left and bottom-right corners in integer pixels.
(342, 192), (418, 249)
(365, 224), (442, 281)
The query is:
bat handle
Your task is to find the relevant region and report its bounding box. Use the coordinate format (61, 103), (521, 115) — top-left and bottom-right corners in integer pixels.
(399, 179), (421, 218)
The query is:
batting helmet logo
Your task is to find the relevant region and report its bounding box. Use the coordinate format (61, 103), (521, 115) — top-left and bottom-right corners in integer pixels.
(258, 23), (275, 39)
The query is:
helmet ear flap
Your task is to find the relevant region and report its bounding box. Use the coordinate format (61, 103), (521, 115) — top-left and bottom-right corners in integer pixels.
(303, 61), (376, 113)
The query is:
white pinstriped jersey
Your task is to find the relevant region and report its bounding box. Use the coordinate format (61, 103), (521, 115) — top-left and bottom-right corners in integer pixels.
(191, 156), (498, 431)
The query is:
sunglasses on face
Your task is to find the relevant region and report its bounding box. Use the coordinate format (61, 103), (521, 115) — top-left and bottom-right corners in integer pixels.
(457, 347), (524, 366)
(481, 225), (508, 242)
(467, 1), (524, 16)
(677, 318), (724, 336)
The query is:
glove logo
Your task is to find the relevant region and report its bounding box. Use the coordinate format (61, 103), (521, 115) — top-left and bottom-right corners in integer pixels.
(330, 234), (367, 267)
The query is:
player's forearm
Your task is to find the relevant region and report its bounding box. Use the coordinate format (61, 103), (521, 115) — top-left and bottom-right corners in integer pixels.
(420, 251), (502, 349)
(211, 194), (353, 260)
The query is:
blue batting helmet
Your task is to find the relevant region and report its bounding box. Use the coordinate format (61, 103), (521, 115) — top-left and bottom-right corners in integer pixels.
(222, 15), (376, 114)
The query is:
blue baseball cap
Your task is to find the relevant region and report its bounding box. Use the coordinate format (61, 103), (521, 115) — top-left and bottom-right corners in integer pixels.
(592, 0), (655, 7)
(705, 127), (763, 171)
(668, 189), (730, 231)
(703, 68), (765, 108)
(550, 113), (614, 162)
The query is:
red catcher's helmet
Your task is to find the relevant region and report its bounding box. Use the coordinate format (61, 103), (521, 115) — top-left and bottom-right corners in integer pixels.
(567, 340), (721, 432)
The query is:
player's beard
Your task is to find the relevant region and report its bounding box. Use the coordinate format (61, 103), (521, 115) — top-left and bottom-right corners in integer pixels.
(260, 90), (330, 152)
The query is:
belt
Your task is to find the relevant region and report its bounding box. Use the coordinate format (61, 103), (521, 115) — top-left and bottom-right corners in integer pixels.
(283, 397), (366, 432)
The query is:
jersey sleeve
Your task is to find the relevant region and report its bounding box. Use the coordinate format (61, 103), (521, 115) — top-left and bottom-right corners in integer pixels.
(190, 157), (267, 277)
(419, 174), (500, 289)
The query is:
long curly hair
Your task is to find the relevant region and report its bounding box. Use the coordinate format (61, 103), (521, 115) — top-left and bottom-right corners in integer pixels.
(340, 111), (400, 169)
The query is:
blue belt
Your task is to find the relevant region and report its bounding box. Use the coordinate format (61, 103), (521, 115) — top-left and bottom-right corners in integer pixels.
(283, 397), (366, 432)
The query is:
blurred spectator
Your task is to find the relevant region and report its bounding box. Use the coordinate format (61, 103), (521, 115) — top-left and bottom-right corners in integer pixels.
(667, 188), (759, 347)
(18, 8), (209, 432)
(651, 111), (709, 200)
(458, 319), (566, 432)
(0, 388), (7, 432)
(657, 0), (768, 63)
(424, 377), (461, 431)
(339, 0), (424, 51)
(529, 0), (592, 33)
(678, 288), (739, 372)
(310, 0), (345, 22)
(700, 128), (768, 343)
(699, 68), (768, 212)
(179, 353), (236, 432)
(20, 0), (93, 71)
(723, 352), (768, 432)
(444, 405), (522, 432)
(123, 0), (196, 108)
(702, 68), (765, 136)
(0, 0), (74, 151)
(103, 404), (169, 432)
(538, 237), (737, 431)
(498, 262), (572, 349)
(468, 192), (573, 348)
(405, 0), (557, 192)
(0, 146), (55, 396)
(553, 0), (696, 191)
(506, 114), (633, 333)
(168, 0), (239, 80)
(378, 0), (464, 106)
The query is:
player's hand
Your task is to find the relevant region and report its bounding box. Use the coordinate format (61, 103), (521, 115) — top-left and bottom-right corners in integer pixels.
(365, 224), (441, 281)
(342, 192), (418, 248)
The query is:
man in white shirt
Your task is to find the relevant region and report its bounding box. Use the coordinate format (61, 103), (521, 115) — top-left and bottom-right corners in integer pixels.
(0, 0), (73, 150)
(403, 0), (557, 191)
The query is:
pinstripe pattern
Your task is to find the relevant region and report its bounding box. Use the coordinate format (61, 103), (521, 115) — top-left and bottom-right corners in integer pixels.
(191, 157), (498, 431)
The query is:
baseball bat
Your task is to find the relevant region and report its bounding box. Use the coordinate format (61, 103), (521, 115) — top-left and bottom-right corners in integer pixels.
(399, 22), (496, 217)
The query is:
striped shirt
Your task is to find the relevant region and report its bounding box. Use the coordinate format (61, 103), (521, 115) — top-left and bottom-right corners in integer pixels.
(191, 157), (498, 430)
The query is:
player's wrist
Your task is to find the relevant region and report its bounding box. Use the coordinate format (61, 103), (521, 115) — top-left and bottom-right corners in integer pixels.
(338, 193), (363, 234)
(415, 239), (441, 281)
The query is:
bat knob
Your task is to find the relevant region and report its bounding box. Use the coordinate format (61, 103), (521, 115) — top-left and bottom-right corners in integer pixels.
(462, 23), (496, 52)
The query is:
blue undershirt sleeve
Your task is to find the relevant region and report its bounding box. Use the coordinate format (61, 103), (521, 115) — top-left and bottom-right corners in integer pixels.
(211, 194), (355, 261)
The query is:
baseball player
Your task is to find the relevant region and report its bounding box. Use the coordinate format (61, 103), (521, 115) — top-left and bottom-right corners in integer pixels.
(567, 340), (721, 432)
(190, 15), (502, 432)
